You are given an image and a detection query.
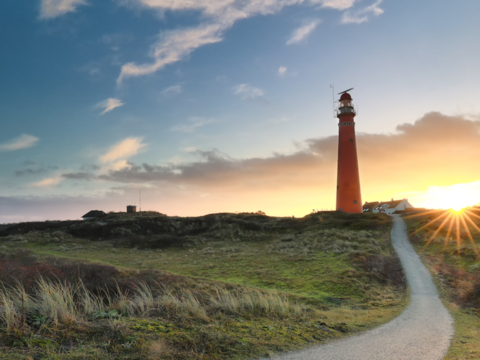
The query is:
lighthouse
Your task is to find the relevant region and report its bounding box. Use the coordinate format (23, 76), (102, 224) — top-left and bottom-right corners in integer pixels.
(336, 89), (362, 213)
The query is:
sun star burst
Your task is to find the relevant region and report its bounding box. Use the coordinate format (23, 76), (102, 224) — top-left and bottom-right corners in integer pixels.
(404, 207), (480, 258)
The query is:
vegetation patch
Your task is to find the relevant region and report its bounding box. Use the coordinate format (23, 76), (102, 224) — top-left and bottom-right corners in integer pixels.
(404, 208), (480, 360)
(0, 211), (407, 359)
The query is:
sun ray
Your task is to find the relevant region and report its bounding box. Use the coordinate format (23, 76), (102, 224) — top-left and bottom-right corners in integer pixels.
(402, 209), (446, 220)
(463, 211), (480, 234)
(455, 213), (461, 255)
(421, 211), (453, 252)
(459, 212), (480, 259)
(464, 209), (480, 221)
(441, 214), (455, 253)
(409, 210), (449, 237)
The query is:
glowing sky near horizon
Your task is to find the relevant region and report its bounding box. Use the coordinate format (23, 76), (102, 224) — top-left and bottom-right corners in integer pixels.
(1, 0), (480, 222)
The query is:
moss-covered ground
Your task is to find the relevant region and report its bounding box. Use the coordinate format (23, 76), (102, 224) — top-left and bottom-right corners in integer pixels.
(0, 211), (407, 359)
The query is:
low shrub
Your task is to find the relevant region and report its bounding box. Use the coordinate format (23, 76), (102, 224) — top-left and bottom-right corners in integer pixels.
(434, 261), (480, 309)
(361, 255), (406, 288)
(125, 234), (193, 249)
(0, 251), (125, 295)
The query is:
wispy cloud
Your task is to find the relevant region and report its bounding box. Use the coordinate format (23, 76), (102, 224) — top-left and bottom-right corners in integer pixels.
(62, 172), (95, 181)
(117, 0), (362, 83)
(96, 98), (125, 115)
(31, 177), (62, 187)
(232, 84), (265, 101)
(161, 85), (183, 96)
(269, 116), (292, 124)
(16, 168), (46, 177)
(99, 137), (146, 163)
(0, 134), (39, 152)
(15, 164), (58, 177)
(182, 147), (198, 153)
(341, 0), (383, 24)
(286, 19), (321, 45)
(118, 24), (223, 83)
(40, 0), (87, 19)
(278, 66), (287, 76)
(320, 0), (357, 10)
(171, 117), (216, 133)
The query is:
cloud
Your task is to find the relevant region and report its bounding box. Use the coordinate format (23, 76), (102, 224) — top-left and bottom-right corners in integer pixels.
(96, 98), (125, 115)
(5, 112), (480, 220)
(320, 0), (357, 10)
(97, 112), (480, 208)
(109, 160), (132, 171)
(99, 137), (146, 163)
(182, 147), (198, 153)
(31, 177), (62, 187)
(79, 62), (102, 77)
(232, 84), (265, 101)
(117, 0), (362, 82)
(161, 85), (183, 96)
(62, 172), (95, 180)
(40, 0), (87, 19)
(278, 66), (287, 76)
(269, 116), (292, 124)
(286, 19), (321, 45)
(118, 24), (224, 83)
(0, 134), (39, 152)
(171, 117), (216, 133)
(341, 0), (383, 24)
(16, 168), (46, 177)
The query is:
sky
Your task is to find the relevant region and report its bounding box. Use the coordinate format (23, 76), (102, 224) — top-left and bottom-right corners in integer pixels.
(1, 0), (480, 222)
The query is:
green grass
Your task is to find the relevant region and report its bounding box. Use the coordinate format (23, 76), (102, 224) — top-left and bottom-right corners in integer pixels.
(0, 212), (407, 359)
(403, 208), (480, 360)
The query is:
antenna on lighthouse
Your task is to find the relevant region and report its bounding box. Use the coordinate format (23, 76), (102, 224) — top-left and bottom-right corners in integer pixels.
(330, 84), (336, 118)
(139, 190), (141, 212)
(338, 88), (354, 95)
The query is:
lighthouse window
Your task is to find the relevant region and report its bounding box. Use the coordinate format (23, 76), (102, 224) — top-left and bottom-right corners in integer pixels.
(344, 122), (347, 126)
(348, 122), (351, 126)
(353, 200), (357, 204)
(349, 139), (353, 143)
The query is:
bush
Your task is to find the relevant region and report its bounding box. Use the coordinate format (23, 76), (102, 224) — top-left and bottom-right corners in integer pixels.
(362, 255), (406, 288)
(435, 261), (480, 309)
(0, 251), (124, 295)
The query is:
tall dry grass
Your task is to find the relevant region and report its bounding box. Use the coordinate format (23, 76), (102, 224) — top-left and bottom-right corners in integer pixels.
(209, 287), (306, 316)
(0, 278), (307, 332)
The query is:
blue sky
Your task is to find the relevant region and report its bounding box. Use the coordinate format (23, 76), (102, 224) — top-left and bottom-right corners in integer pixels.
(1, 0), (480, 222)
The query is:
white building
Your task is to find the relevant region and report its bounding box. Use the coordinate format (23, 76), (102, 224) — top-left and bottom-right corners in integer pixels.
(363, 199), (414, 215)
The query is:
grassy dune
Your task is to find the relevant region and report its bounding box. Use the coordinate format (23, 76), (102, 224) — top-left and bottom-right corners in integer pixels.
(403, 208), (480, 360)
(0, 212), (407, 359)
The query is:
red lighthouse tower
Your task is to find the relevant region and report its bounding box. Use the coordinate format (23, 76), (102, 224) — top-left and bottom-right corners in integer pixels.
(336, 89), (362, 213)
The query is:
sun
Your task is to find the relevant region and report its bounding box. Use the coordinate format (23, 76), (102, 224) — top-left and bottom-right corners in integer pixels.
(405, 207), (480, 259)
(421, 183), (478, 211)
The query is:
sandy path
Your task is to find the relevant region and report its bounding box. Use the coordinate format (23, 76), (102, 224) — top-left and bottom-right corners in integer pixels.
(271, 214), (454, 360)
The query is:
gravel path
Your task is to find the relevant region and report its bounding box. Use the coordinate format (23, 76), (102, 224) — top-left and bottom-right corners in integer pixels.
(271, 214), (454, 360)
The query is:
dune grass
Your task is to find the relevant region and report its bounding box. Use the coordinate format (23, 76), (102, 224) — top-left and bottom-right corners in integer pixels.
(0, 212), (407, 359)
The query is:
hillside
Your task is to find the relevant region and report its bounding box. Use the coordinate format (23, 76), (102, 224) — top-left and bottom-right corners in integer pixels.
(0, 212), (407, 359)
